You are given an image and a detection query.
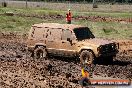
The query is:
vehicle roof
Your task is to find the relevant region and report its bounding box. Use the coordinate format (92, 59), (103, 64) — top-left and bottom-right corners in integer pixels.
(32, 23), (85, 31)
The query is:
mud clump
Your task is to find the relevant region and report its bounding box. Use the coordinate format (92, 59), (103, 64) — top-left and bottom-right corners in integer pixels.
(0, 33), (132, 87)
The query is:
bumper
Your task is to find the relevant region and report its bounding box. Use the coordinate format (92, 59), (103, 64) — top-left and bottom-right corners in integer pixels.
(98, 50), (118, 57)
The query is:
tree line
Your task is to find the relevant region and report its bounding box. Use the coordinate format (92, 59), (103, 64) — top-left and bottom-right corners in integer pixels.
(10, 0), (132, 3)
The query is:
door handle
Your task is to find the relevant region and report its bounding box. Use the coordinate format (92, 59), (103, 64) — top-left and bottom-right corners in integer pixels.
(62, 41), (65, 43)
(72, 43), (76, 45)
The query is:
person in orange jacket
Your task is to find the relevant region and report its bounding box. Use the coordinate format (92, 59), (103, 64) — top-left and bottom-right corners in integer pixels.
(66, 9), (72, 24)
(80, 63), (91, 87)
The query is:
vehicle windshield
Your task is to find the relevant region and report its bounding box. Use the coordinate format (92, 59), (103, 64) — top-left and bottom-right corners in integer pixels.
(73, 27), (95, 41)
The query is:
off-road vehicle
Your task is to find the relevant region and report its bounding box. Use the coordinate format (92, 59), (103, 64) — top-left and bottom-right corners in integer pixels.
(27, 23), (119, 64)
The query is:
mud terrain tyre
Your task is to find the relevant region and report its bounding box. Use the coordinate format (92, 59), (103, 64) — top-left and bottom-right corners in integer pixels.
(80, 50), (94, 65)
(34, 46), (47, 59)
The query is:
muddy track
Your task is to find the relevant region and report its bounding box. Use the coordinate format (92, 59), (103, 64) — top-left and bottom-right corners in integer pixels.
(0, 33), (132, 88)
(1, 13), (132, 23)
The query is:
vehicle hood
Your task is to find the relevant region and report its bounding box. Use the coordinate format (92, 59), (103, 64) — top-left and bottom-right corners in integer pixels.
(79, 38), (114, 46)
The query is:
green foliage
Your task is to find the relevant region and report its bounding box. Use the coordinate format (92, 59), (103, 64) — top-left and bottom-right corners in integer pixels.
(103, 28), (118, 34)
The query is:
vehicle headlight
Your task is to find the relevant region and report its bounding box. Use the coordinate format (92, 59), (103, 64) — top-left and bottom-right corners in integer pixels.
(112, 43), (119, 49)
(117, 43), (119, 49)
(97, 45), (102, 52)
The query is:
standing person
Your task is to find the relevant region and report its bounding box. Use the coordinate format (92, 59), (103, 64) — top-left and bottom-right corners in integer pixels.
(80, 63), (91, 87)
(66, 9), (72, 24)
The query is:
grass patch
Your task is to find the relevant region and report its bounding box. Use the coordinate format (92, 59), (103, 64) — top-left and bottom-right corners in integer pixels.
(0, 8), (132, 39)
(75, 11), (132, 18)
(0, 7), (132, 18)
(102, 28), (118, 34)
(88, 21), (132, 39)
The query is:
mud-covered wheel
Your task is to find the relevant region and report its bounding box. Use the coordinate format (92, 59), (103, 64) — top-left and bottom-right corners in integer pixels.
(34, 46), (47, 59)
(80, 50), (94, 65)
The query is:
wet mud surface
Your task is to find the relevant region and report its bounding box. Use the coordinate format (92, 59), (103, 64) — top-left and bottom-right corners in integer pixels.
(0, 33), (132, 88)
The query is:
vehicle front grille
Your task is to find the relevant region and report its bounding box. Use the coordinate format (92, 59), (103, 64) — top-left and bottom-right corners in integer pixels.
(99, 43), (117, 55)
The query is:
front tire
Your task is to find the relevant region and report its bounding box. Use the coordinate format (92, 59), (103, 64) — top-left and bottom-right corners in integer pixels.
(34, 46), (47, 59)
(80, 50), (94, 65)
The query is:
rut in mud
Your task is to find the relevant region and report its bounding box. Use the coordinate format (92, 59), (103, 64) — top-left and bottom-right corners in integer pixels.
(0, 33), (132, 88)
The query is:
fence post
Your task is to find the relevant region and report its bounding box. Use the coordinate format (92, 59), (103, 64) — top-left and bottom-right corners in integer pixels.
(93, 0), (95, 8)
(2, 0), (7, 7)
(26, 0), (27, 8)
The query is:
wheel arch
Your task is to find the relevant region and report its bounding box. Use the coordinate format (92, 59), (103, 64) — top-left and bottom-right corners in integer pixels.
(34, 43), (46, 49)
(79, 48), (96, 58)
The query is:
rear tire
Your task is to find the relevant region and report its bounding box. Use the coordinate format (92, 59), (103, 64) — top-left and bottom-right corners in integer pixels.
(34, 46), (47, 59)
(80, 50), (94, 65)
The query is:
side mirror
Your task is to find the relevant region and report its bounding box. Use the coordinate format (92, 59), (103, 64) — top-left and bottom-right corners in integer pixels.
(67, 38), (72, 45)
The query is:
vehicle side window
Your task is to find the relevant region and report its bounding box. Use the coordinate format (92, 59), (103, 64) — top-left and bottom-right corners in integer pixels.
(62, 29), (72, 40)
(52, 28), (62, 40)
(46, 28), (52, 40)
(46, 28), (62, 40)
(33, 27), (44, 39)
(71, 32), (76, 40)
(30, 27), (35, 38)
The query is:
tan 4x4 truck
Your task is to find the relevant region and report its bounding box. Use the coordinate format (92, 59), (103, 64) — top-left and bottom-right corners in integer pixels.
(27, 23), (119, 64)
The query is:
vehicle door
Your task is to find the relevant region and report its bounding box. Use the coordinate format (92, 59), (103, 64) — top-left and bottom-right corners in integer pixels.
(59, 29), (77, 57)
(46, 28), (63, 55)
